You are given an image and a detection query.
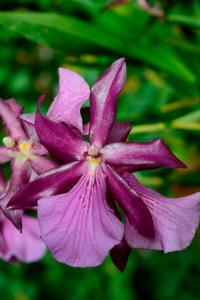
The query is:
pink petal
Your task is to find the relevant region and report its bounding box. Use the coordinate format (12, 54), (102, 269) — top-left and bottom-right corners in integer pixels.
(35, 96), (88, 163)
(0, 147), (11, 164)
(123, 173), (200, 252)
(4, 98), (23, 117)
(8, 161), (86, 209)
(38, 166), (124, 267)
(0, 168), (6, 193)
(47, 68), (90, 133)
(30, 155), (59, 175)
(104, 164), (154, 238)
(1, 159), (32, 230)
(89, 58), (126, 148)
(101, 139), (186, 172)
(0, 99), (26, 140)
(1, 215), (46, 262)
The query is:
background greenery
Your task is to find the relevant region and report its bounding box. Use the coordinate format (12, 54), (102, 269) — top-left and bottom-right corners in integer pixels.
(0, 0), (200, 299)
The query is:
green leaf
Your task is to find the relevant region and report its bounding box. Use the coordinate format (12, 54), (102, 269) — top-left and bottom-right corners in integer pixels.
(0, 12), (196, 82)
(168, 14), (200, 30)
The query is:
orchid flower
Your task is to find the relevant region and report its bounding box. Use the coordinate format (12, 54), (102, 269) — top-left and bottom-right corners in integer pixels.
(0, 167), (46, 263)
(9, 59), (200, 270)
(0, 98), (58, 229)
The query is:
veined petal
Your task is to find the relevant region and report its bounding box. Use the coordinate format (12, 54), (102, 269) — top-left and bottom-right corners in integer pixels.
(0, 99), (26, 140)
(0, 147), (11, 164)
(47, 68), (90, 132)
(35, 96), (88, 163)
(103, 164), (154, 238)
(89, 58), (126, 148)
(106, 121), (131, 144)
(101, 139), (186, 171)
(1, 215), (46, 262)
(123, 173), (200, 252)
(38, 166), (124, 267)
(30, 155), (59, 175)
(8, 161), (86, 209)
(110, 238), (131, 272)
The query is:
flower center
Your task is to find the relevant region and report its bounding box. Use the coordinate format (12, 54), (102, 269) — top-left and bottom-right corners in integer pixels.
(87, 145), (101, 172)
(88, 145), (99, 157)
(18, 140), (33, 157)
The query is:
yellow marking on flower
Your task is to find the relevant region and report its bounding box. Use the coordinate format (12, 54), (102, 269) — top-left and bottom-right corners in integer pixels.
(88, 157), (101, 172)
(18, 140), (33, 158)
(2, 136), (15, 148)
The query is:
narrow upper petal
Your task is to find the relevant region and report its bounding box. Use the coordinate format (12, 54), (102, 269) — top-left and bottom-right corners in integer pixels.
(0, 99), (26, 140)
(110, 238), (131, 272)
(123, 173), (200, 252)
(30, 155), (59, 175)
(1, 215), (46, 263)
(35, 96), (88, 163)
(89, 58), (126, 148)
(47, 68), (90, 132)
(0, 147), (11, 164)
(103, 164), (154, 238)
(106, 121), (131, 144)
(8, 161), (86, 209)
(38, 166), (124, 267)
(101, 139), (186, 172)
(5, 98), (23, 116)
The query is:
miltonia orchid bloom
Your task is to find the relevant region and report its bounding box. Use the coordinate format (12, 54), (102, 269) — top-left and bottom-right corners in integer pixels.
(0, 98), (58, 229)
(9, 59), (200, 270)
(0, 167), (46, 263)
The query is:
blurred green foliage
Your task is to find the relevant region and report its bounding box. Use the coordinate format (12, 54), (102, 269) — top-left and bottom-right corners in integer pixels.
(0, 0), (200, 299)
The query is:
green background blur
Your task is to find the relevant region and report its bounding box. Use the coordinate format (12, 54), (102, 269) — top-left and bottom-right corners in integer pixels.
(0, 1), (200, 299)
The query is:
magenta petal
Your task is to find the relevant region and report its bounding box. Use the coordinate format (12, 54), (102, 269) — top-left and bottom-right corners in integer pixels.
(104, 164), (154, 238)
(5, 98), (23, 116)
(30, 156), (59, 175)
(101, 139), (186, 171)
(89, 58), (126, 148)
(35, 96), (88, 162)
(0, 99), (26, 140)
(47, 68), (90, 132)
(1, 215), (46, 262)
(8, 161), (86, 209)
(124, 173), (200, 252)
(110, 238), (131, 272)
(38, 167), (124, 267)
(106, 121), (131, 144)
(0, 147), (11, 163)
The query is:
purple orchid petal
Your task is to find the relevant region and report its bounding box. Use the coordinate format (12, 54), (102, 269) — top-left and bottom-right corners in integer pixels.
(106, 121), (131, 144)
(0, 99), (26, 140)
(30, 155), (59, 175)
(123, 173), (200, 252)
(0, 159), (32, 230)
(19, 113), (39, 141)
(101, 139), (186, 171)
(38, 166), (124, 267)
(103, 164), (154, 238)
(35, 96), (88, 163)
(5, 98), (23, 117)
(47, 68), (90, 132)
(0, 147), (11, 163)
(89, 58), (126, 148)
(1, 215), (46, 262)
(110, 238), (131, 272)
(0, 168), (6, 194)
(8, 161), (86, 209)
